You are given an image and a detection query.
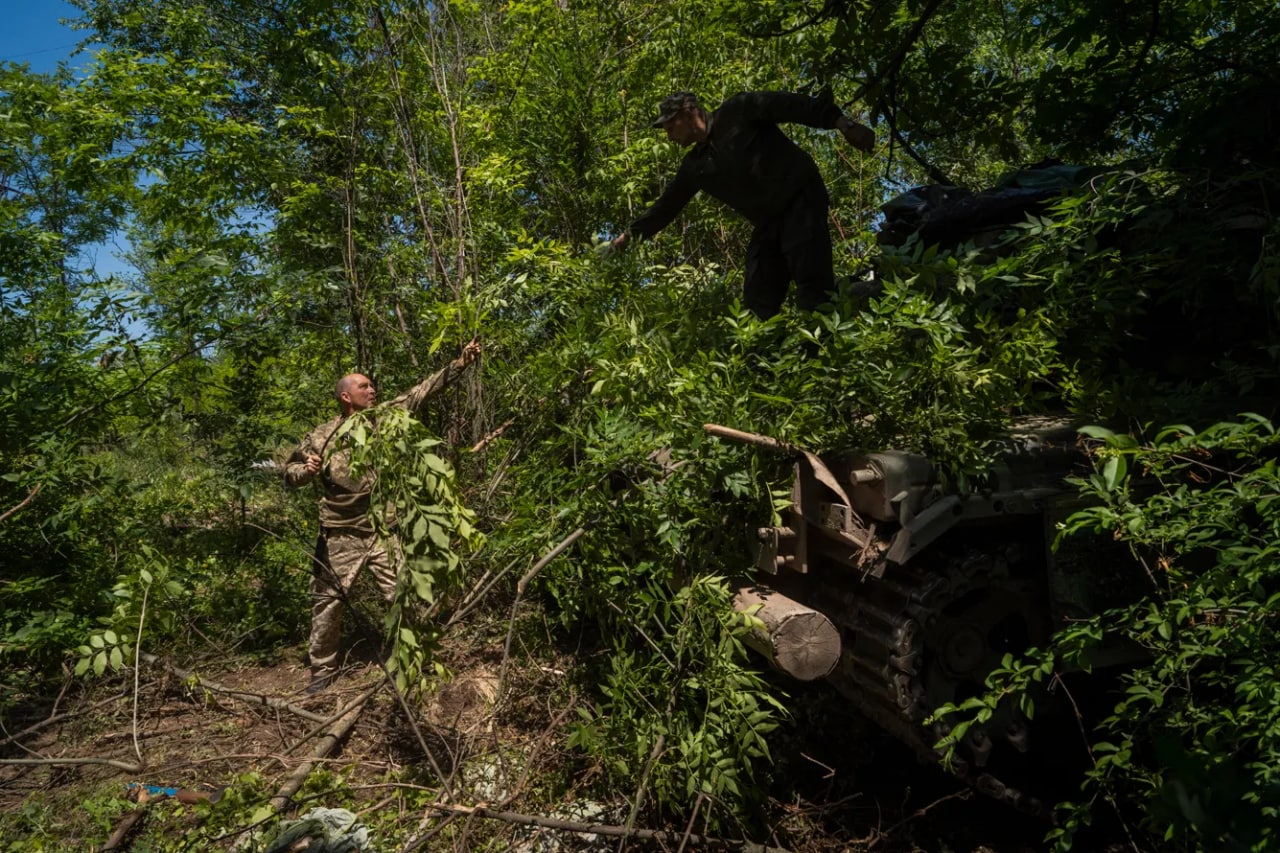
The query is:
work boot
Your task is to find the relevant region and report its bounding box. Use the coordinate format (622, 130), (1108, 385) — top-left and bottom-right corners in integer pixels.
(305, 670), (335, 696)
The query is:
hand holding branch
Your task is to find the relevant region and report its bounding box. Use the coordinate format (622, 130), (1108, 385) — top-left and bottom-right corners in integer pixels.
(837, 116), (876, 153)
(458, 339), (482, 367)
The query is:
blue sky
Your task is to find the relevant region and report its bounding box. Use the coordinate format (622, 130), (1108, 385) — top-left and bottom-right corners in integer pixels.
(0, 0), (95, 75)
(3, 1), (132, 279)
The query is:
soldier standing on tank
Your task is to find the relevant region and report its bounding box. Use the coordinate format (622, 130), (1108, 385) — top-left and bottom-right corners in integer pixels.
(285, 340), (480, 694)
(609, 90), (875, 318)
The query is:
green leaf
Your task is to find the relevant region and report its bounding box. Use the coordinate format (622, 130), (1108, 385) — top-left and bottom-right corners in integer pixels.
(1102, 455), (1126, 490)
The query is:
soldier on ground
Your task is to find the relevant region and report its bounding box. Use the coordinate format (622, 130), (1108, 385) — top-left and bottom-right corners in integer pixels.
(609, 90), (875, 318)
(285, 340), (481, 694)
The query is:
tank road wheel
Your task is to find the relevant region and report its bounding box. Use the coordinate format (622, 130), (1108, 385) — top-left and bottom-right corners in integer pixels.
(770, 539), (1078, 814)
(914, 547), (1057, 813)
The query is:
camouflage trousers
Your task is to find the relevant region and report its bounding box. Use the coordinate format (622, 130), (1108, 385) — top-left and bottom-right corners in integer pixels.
(309, 528), (401, 678)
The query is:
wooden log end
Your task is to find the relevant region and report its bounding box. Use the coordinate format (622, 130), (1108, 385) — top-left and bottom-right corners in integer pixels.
(735, 585), (841, 681)
(771, 611), (841, 681)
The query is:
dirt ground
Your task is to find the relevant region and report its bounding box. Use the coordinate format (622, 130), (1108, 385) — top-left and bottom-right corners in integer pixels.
(0, 626), (1067, 852)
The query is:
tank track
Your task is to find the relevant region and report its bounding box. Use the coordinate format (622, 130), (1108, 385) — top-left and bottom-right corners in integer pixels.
(779, 544), (1053, 814)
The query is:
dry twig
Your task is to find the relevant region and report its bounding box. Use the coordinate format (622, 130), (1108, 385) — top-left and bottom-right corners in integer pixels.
(0, 691), (126, 747)
(407, 800), (791, 853)
(0, 756), (145, 772)
(140, 653), (329, 724)
(0, 482), (42, 525)
(861, 788), (971, 850)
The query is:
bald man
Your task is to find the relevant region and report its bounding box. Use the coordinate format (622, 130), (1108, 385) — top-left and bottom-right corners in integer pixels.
(285, 340), (480, 694)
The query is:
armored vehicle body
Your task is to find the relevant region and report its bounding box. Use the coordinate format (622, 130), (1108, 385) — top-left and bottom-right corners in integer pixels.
(715, 418), (1133, 813)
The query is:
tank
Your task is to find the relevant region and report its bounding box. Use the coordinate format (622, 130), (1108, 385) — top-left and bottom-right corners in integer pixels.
(711, 417), (1139, 816)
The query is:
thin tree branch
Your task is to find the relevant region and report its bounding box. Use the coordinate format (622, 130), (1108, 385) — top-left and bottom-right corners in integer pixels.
(0, 482), (43, 525)
(854, 0), (948, 107)
(60, 336), (224, 430)
(739, 0), (837, 39)
(131, 581), (151, 766)
(470, 415), (518, 453)
(140, 653), (330, 724)
(0, 756), (145, 772)
(496, 526), (589, 709)
(409, 800), (791, 853)
(864, 789), (972, 850)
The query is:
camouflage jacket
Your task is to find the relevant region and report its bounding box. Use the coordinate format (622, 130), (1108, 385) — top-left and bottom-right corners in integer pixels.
(284, 359), (471, 531)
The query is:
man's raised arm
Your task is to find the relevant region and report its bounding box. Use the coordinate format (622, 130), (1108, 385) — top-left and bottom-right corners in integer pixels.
(623, 163), (699, 245)
(391, 339), (482, 414)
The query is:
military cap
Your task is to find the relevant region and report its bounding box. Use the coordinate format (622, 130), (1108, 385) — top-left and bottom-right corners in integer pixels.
(651, 92), (700, 127)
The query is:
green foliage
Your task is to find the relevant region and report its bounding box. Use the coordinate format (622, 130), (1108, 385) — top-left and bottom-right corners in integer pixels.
(72, 544), (183, 678)
(567, 575), (784, 808)
(341, 405), (484, 694)
(933, 418), (1280, 849)
(0, 787), (132, 852)
(1046, 417), (1280, 850)
(3, 0), (1279, 842)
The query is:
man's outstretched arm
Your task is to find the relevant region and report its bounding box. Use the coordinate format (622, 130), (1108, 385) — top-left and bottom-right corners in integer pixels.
(392, 339), (482, 414)
(728, 91), (875, 152)
(613, 161), (699, 250)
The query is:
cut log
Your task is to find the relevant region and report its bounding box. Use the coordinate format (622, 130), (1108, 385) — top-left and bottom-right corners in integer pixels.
(733, 585), (840, 681)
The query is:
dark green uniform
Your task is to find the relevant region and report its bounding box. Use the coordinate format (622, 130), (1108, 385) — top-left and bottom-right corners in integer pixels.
(629, 91), (845, 317)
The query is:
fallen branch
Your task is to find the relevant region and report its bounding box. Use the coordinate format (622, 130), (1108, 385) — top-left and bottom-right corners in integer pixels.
(496, 526), (588, 712)
(677, 793), (707, 853)
(412, 801), (791, 853)
(282, 682), (384, 758)
(519, 526), (587, 596)
(401, 693), (581, 853)
(0, 691), (127, 747)
(100, 808), (148, 852)
(444, 553), (521, 628)
(0, 756), (145, 772)
(269, 697), (370, 811)
(494, 698), (578, 808)
(140, 653), (329, 724)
